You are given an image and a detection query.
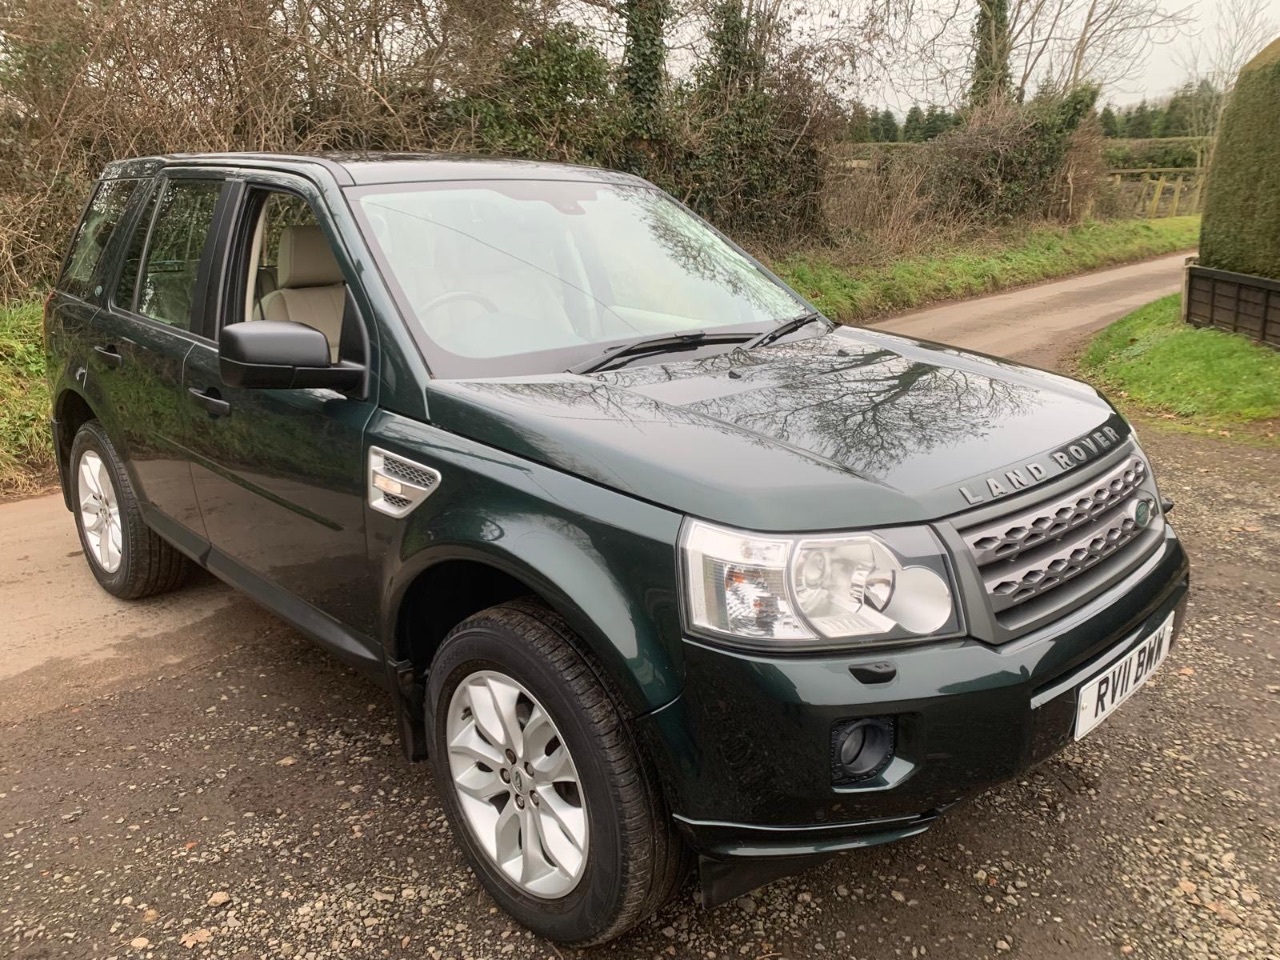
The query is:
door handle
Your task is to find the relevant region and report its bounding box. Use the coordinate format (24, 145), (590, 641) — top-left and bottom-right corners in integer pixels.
(188, 386), (231, 417)
(93, 345), (123, 369)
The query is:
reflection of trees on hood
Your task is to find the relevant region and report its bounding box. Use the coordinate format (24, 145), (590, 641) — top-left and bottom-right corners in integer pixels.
(685, 347), (1033, 474)
(446, 334), (1036, 479)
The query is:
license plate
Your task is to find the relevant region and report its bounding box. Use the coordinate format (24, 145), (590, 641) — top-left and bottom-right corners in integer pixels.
(1074, 612), (1175, 740)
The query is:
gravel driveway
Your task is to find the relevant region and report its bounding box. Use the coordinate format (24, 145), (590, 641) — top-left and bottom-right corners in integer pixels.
(2, 256), (1276, 959)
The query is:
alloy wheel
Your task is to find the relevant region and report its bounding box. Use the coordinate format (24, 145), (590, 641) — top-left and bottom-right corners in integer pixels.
(77, 450), (122, 574)
(445, 670), (589, 899)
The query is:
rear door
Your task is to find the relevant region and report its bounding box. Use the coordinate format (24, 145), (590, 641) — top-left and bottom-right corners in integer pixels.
(181, 175), (382, 644)
(88, 173), (229, 556)
(48, 176), (144, 454)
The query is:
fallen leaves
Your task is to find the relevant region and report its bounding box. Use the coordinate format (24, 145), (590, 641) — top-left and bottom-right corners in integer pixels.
(179, 928), (213, 948)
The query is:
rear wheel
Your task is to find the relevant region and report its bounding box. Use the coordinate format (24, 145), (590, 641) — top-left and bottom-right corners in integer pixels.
(427, 599), (687, 944)
(70, 420), (190, 599)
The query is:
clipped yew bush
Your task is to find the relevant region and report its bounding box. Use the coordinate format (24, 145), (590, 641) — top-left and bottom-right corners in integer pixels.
(1200, 37), (1280, 279)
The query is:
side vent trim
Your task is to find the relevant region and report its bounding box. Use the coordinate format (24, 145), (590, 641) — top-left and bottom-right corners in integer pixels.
(368, 446), (441, 518)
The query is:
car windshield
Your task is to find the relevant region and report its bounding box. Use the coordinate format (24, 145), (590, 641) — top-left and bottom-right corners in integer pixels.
(349, 179), (806, 376)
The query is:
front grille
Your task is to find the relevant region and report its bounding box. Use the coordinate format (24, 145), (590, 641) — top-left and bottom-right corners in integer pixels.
(960, 455), (1157, 619)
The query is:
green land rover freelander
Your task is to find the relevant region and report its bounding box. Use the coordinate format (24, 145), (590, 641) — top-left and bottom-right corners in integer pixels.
(44, 154), (1189, 945)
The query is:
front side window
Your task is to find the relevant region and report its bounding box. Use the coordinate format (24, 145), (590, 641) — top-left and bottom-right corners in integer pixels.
(233, 189), (351, 364)
(351, 180), (804, 376)
(134, 179), (223, 329)
(60, 179), (139, 300)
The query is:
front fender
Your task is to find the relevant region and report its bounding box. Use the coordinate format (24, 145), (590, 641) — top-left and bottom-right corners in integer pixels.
(369, 410), (687, 718)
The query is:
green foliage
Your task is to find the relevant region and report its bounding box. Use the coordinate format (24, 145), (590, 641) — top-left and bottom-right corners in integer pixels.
(1102, 137), (1208, 169)
(926, 86), (1100, 224)
(1122, 101), (1156, 138)
(903, 105), (926, 141)
(776, 217), (1200, 323)
(1082, 295), (1280, 424)
(841, 101), (874, 143)
(620, 0), (671, 141)
(1100, 106), (1120, 137)
(1105, 82), (1223, 141)
(868, 105), (956, 143)
(923, 105), (958, 139)
(1200, 37), (1280, 280)
(870, 108), (900, 142)
(444, 25), (623, 167)
(970, 0), (1012, 106)
(664, 1), (832, 239)
(0, 300), (53, 491)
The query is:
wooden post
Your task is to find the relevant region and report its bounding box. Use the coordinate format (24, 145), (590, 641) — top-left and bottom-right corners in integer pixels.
(1146, 175), (1167, 219)
(1170, 177), (1183, 217)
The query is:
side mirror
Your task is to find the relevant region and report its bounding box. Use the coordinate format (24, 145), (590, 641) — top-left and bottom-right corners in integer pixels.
(219, 321), (364, 392)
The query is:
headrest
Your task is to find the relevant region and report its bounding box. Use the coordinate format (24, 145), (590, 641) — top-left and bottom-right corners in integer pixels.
(278, 225), (343, 289)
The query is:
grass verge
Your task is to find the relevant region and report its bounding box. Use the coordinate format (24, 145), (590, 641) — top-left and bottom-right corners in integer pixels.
(0, 300), (53, 495)
(777, 217), (1201, 324)
(1080, 294), (1280, 428)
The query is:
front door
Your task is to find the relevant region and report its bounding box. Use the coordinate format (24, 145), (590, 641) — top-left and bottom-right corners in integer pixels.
(181, 179), (381, 643)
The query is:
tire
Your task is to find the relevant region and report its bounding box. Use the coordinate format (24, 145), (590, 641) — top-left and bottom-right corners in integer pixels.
(426, 599), (687, 945)
(69, 420), (190, 600)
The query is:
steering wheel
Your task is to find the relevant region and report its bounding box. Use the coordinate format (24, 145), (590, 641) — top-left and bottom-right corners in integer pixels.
(418, 290), (500, 316)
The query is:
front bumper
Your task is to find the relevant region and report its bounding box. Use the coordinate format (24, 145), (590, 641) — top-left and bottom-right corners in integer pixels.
(638, 525), (1189, 869)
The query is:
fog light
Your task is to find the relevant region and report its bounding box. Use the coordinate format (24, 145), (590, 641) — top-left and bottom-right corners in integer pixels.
(831, 717), (895, 783)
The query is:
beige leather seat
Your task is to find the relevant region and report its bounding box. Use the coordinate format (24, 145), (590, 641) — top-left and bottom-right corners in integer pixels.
(259, 225), (345, 362)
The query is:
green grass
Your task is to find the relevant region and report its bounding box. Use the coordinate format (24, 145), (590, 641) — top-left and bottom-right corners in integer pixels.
(776, 217), (1201, 324)
(0, 300), (53, 493)
(1081, 294), (1280, 425)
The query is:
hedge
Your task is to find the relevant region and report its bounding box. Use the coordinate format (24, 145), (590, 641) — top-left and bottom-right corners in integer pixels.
(1199, 37), (1280, 279)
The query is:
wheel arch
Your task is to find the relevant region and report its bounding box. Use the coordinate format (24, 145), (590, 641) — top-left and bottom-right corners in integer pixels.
(385, 541), (684, 761)
(53, 387), (99, 510)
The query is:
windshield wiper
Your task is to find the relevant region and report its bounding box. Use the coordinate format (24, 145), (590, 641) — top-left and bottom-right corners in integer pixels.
(566, 331), (749, 375)
(741, 311), (829, 351)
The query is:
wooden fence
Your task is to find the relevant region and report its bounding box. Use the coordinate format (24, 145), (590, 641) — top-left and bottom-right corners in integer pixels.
(1106, 168), (1205, 219)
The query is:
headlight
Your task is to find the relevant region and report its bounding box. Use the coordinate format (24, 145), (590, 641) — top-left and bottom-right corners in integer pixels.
(680, 519), (961, 650)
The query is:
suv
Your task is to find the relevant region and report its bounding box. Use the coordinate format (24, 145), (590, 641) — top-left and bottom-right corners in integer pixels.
(45, 154), (1189, 945)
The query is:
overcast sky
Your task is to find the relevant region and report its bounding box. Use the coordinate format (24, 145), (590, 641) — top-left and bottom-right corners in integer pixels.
(1121, 0), (1280, 102)
(868, 0), (1280, 111)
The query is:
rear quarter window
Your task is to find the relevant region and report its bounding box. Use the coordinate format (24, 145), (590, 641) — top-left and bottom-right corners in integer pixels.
(59, 179), (140, 300)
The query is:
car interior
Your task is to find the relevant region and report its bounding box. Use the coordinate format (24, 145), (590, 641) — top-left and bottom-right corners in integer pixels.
(243, 195), (346, 363)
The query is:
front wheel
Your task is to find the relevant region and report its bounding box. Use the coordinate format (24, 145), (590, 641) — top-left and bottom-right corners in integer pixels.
(427, 600), (687, 945)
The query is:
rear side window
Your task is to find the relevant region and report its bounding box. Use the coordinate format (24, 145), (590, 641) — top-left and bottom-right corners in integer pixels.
(114, 187), (160, 311)
(133, 179), (223, 329)
(59, 179), (139, 300)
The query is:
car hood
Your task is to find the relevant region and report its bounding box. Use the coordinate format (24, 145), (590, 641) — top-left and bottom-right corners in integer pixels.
(425, 327), (1131, 531)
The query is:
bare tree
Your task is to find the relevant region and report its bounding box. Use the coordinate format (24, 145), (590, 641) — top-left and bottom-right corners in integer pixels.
(1002, 0), (1190, 99)
(1176, 0), (1275, 163)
